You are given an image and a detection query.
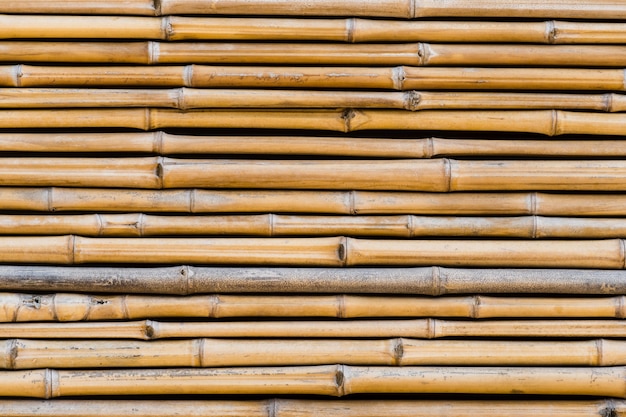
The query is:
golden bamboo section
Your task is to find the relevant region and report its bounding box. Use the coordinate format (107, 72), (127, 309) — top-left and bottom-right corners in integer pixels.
(5, 214), (626, 238)
(0, 365), (624, 398)
(4, 17), (626, 44)
(6, 42), (626, 66)
(3, 89), (626, 112)
(4, 65), (626, 91)
(0, 338), (623, 368)
(3, 293), (625, 321)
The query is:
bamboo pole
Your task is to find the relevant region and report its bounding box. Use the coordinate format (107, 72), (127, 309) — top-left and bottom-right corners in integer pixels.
(3, 89), (626, 112)
(0, 338), (623, 368)
(0, 365), (625, 398)
(4, 17), (626, 44)
(2, 293), (625, 321)
(0, 399), (621, 417)
(5, 65), (626, 91)
(6, 214), (626, 238)
(2, 319), (626, 339)
(0, 266), (625, 295)
(6, 42), (626, 66)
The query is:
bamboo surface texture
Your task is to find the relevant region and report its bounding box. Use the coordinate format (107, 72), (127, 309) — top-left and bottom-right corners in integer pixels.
(5, 17), (626, 44)
(4, 65), (626, 91)
(0, 365), (625, 398)
(0, 338), (623, 368)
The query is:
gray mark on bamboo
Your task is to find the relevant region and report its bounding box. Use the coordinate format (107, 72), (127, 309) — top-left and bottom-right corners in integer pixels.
(345, 18), (356, 43)
(545, 20), (557, 44)
(335, 364), (346, 396)
(404, 91), (420, 111)
(392, 66), (406, 90)
(341, 109), (356, 132)
(392, 338), (404, 365)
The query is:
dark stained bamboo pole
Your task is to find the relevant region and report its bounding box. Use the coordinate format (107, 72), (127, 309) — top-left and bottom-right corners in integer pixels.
(5, 65), (626, 91)
(2, 319), (626, 339)
(0, 365), (625, 398)
(0, 338), (624, 368)
(6, 42), (626, 66)
(0, 399), (621, 417)
(1, 266), (626, 295)
(3, 293), (626, 321)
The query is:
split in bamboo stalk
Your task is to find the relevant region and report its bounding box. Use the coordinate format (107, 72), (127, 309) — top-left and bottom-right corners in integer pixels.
(3, 292), (626, 321)
(4, 188), (626, 217)
(7, 42), (626, 66)
(1, 235), (626, 268)
(3, 319), (626, 339)
(8, 214), (626, 238)
(5, 89), (626, 112)
(3, 109), (626, 136)
(2, 365), (626, 398)
(5, 65), (626, 91)
(0, 338), (624, 368)
(6, 133), (626, 158)
(0, 399), (622, 417)
(5, 17), (626, 44)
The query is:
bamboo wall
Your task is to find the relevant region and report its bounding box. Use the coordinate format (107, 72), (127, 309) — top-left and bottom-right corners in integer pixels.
(1, 1), (626, 416)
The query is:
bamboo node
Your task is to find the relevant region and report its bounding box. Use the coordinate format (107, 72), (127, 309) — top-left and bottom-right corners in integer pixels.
(338, 237), (348, 266)
(596, 339), (605, 366)
(404, 91), (420, 111)
(601, 401), (618, 417)
(546, 20), (557, 44)
(44, 368), (59, 399)
(431, 266), (442, 295)
(148, 41), (159, 64)
(605, 93), (615, 112)
(470, 295), (481, 318)
(161, 15), (172, 40)
(177, 87), (187, 110)
(268, 398), (278, 417)
(392, 66), (405, 90)
(392, 338), (404, 365)
(346, 18), (356, 43)
(144, 320), (156, 340)
(208, 294), (220, 318)
(620, 239), (626, 269)
(617, 296), (626, 319)
(336, 294), (347, 318)
(153, 0), (162, 15)
(5, 339), (17, 369)
(550, 110), (559, 136)
(417, 43), (430, 66)
(184, 65), (194, 88)
(341, 109), (356, 132)
(335, 364), (346, 396)
(12, 64), (22, 87)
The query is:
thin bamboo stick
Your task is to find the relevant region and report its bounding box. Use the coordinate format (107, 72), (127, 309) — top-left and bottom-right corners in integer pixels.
(0, 399), (621, 417)
(0, 338), (623, 368)
(2, 293), (625, 321)
(2, 319), (626, 339)
(5, 65), (626, 91)
(3, 89), (626, 112)
(4, 17), (626, 44)
(0, 265), (625, 295)
(0, 236), (623, 267)
(5, 214), (626, 238)
(0, 1), (155, 15)
(0, 365), (624, 398)
(6, 42), (626, 66)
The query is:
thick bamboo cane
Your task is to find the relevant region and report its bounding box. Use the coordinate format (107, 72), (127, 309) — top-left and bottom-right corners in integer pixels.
(6, 42), (626, 66)
(4, 17), (626, 44)
(5, 65), (626, 91)
(0, 399), (621, 417)
(0, 236), (624, 267)
(2, 293), (625, 321)
(5, 133), (626, 158)
(4, 89), (626, 112)
(6, 214), (626, 238)
(0, 266), (625, 295)
(1, 365), (625, 398)
(0, 338), (624, 368)
(2, 319), (626, 339)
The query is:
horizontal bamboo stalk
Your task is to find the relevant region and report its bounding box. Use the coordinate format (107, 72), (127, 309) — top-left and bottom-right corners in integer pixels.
(3, 293), (625, 321)
(6, 214), (626, 238)
(0, 236), (623, 267)
(4, 89), (626, 112)
(1, 109), (626, 136)
(4, 188), (626, 217)
(0, 338), (624, 368)
(4, 17), (626, 44)
(6, 42), (626, 66)
(1, 365), (625, 398)
(1, 266), (626, 295)
(3, 319), (626, 339)
(9, 157), (626, 191)
(0, 399), (622, 417)
(4, 65), (626, 91)
(5, 133), (626, 158)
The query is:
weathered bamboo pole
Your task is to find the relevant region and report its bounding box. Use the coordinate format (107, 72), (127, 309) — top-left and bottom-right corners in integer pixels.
(5, 65), (626, 91)
(6, 42), (626, 66)
(3, 17), (626, 44)
(1, 365), (625, 398)
(3, 89), (626, 112)
(5, 214), (626, 238)
(0, 338), (623, 368)
(0, 266), (624, 295)
(2, 319), (626, 339)
(2, 293), (625, 321)
(0, 399), (622, 417)
(0, 236), (624, 267)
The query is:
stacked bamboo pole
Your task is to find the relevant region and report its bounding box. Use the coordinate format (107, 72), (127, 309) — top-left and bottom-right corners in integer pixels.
(2, 1), (626, 416)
